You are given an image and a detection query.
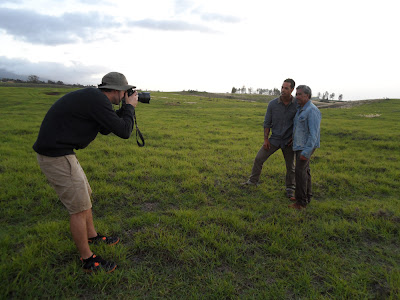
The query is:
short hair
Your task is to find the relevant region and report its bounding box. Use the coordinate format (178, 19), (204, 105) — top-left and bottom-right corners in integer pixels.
(296, 85), (312, 99)
(284, 78), (295, 89)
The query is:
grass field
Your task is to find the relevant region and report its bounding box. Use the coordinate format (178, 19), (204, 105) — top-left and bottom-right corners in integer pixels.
(0, 87), (399, 299)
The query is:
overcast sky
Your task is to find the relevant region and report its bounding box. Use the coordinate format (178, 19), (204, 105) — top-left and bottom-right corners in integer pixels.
(0, 0), (399, 100)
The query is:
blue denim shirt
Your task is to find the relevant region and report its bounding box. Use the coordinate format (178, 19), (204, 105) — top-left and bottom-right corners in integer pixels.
(263, 96), (298, 148)
(293, 100), (321, 158)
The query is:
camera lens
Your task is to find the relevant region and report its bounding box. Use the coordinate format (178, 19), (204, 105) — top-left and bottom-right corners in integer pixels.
(138, 92), (151, 104)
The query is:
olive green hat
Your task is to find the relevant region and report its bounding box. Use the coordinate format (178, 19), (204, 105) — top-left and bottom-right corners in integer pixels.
(98, 72), (136, 90)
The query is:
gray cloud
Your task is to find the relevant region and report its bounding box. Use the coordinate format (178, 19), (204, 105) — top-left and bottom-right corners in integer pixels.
(198, 12), (241, 23)
(0, 7), (120, 45)
(1, 0), (23, 3)
(127, 19), (217, 33)
(0, 56), (107, 85)
(0, 6), (220, 45)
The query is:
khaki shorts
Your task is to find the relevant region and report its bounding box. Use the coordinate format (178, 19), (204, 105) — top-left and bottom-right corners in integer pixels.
(37, 154), (92, 215)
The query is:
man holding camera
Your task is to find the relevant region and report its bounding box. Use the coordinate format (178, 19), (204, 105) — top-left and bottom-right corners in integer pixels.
(289, 85), (321, 210)
(241, 79), (297, 200)
(33, 72), (138, 273)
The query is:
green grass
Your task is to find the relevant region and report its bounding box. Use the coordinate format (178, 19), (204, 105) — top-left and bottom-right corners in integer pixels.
(0, 87), (399, 299)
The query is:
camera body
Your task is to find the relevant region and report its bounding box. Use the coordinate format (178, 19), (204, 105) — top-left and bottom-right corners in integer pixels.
(127, 88), (151, 104)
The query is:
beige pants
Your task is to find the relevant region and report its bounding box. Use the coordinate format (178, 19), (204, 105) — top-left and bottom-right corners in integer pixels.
(37, 154), (92, 214)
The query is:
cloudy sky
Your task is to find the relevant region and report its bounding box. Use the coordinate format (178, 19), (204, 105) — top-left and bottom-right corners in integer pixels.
(0, 0), (398, 100)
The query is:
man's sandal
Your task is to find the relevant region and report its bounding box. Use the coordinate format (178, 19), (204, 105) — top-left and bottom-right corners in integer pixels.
(81, 254), (117, 273)
(88, 234), (120, 245)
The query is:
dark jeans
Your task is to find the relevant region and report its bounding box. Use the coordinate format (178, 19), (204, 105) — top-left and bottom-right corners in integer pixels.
(294, 150), (314, 206)
(249, 144), (295, 191)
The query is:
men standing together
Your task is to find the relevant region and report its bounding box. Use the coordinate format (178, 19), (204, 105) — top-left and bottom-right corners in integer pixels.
(33, 74), (320, 274)
(242, 80), (321, 210)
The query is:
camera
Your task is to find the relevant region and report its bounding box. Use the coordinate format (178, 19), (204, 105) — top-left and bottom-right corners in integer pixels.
(127, 88), (151, 104)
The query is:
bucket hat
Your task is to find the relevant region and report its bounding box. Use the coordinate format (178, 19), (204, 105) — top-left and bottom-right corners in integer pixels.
(98, 72), (136, 91)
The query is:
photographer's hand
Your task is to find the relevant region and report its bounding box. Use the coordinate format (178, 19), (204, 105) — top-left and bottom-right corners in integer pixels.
(125, 90), (139, 107)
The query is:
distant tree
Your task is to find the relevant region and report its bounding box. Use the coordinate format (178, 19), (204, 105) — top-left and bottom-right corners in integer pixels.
(48, 80), (55, 84)
(257, 88), (267, 95)
(338, 94), (343, 101)
(323, 91), (329, 100)
(231, 87), (237, 94)
(237, 87), (288, 96)
(56, 80), (64, 85)
(317, 92), (321, 99)
(330, 93), (335, 100)
(28, 75), (40, 83)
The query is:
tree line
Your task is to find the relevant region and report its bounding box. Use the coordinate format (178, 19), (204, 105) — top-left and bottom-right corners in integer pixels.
(1, 75), (87, 88)
(231, 86), (280, 95)
(231, 86), (343, 100)
(317, 91), (343, 101)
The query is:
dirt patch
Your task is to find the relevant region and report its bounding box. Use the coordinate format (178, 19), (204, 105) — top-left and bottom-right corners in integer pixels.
(313, 99), (386, 109)
(359, 114), (381, 118)
(142, 202), (159, 211)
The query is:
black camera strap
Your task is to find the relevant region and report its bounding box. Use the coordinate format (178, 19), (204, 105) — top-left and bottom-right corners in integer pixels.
(133, 111), (145, 147)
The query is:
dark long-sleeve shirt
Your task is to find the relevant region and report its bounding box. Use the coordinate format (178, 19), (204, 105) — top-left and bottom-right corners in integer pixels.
(263, 96), (298, 148)
(33, 88), (134, 157)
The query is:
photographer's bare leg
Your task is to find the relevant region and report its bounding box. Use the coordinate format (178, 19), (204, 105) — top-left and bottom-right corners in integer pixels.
(85, 208), (97, 239)
(70, 209), (93, 259)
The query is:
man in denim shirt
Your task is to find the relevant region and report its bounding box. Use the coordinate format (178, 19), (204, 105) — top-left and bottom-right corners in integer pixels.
(289, 85), (321, 210)
(242, 79), (297, 200)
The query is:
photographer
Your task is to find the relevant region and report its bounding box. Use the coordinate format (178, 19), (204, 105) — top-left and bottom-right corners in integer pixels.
(33, 72), (138, 273)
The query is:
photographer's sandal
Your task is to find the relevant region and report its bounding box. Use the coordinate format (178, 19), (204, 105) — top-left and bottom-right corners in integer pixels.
(88, 233), (120, 245)
(81, 254), (117, 273)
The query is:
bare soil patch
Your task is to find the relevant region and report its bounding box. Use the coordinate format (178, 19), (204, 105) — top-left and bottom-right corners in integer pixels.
(313, 99), (386, 109)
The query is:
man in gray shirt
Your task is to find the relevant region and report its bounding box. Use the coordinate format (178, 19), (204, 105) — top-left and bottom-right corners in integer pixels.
(242, 78), (297, 200)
